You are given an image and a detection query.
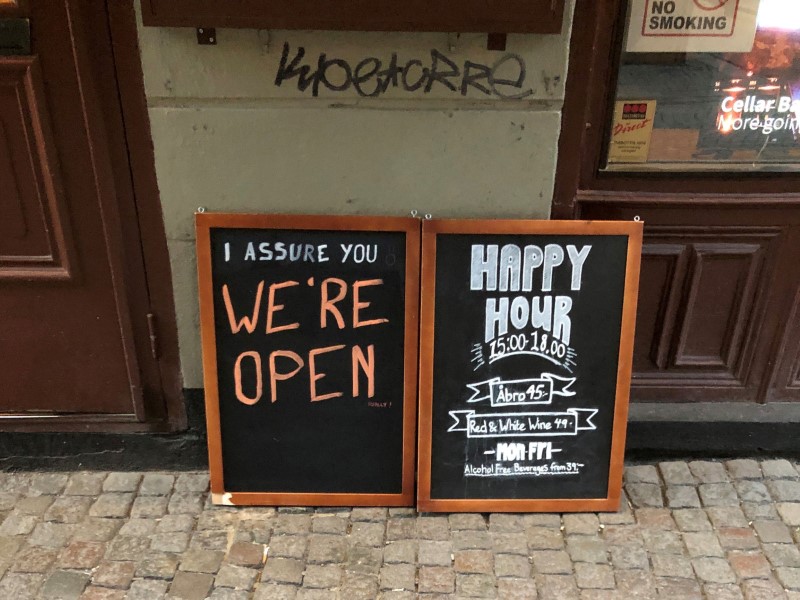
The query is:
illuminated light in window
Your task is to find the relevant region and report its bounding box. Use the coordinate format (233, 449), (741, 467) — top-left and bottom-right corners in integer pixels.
(757, 0), (800, 31)
(759, 85), (781, 91)
(723, 86), (747, 92)
(717, 115), (734, 134)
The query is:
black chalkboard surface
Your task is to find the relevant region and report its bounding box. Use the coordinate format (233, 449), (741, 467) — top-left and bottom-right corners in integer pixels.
(196, 214), (419, 506)
(417, 219), (642, 512)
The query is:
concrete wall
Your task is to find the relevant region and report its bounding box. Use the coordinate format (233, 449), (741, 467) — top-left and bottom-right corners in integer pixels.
(136, 3), (574, 388)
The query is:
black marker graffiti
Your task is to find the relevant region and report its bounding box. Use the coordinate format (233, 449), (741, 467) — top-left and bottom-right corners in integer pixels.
(274, 43), (534, 99)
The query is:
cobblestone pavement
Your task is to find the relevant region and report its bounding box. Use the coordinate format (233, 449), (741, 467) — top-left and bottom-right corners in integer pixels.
(0, 460), (800, 598)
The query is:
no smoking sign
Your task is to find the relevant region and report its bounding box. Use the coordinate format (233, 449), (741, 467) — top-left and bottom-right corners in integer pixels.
(627, 0), (758, 53)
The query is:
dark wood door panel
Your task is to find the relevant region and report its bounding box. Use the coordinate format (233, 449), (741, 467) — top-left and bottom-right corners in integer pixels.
(634, 243), (688, 373)
(764, 225), (800, 403)
(673, 241), (767, 373)
(0, 57), (73, 279)
(768, 289), (800, 400)
(633, 229), (778, 397)
(0, 1), (146, 419)
(0, 1), (182, 431)
(577, 198), (796, 403)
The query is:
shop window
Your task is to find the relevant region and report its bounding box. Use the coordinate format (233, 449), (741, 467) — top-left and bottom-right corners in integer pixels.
(605, 0), (800, 171)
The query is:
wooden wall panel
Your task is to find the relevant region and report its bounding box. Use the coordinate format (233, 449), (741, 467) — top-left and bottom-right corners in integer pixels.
(633, 243), (688, 373)
(794, 348), (800, 388)
(0, 57), (73, 280)
(765, 285), (800, 402)
(577, 196), (796, 403)
(631, 229), (779, 400)
(787, 293), (800, 390)
(672, 243), (765, 372)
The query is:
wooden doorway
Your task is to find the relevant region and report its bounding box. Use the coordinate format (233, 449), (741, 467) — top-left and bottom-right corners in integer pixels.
(554, 1), (800, 404)
(0, 0), (182, 430)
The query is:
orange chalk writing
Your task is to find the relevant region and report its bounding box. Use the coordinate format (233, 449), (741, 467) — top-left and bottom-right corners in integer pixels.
(269, 350), (304, 402)
(352, 344), (375, 398)
(320, 278), (347, 329)
(223, 281), (263, 334)
(266, 280), (300, 334)
(353, 279), (389, 328)
(309, 344), (346, 402)
(234, 351), (263, 405)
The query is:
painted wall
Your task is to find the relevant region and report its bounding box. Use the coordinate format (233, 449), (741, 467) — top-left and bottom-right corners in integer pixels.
(135, 3), (575, 388)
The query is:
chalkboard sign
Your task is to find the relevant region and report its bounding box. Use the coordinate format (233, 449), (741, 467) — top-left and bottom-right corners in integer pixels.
(196, 214), (419, 506)
(417, 219), (642, 512)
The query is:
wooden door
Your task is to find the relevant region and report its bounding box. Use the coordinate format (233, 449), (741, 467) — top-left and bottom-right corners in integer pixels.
(553, 2), (800, 405)
(0, 1), (182, 430)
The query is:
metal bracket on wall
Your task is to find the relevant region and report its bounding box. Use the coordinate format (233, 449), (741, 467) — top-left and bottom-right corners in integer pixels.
(487, 33), (507, 51)
(447, 33), (459, 52)
(196, 27), (216, 45)
(258, 29), (271, 54)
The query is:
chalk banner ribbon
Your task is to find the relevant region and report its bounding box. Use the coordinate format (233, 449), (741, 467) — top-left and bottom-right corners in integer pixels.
(448, 409), (598, 438)
(466, 374), (576, 407)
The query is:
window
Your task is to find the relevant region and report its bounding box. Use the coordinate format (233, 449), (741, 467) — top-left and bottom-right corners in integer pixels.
(605, 0), (800, 171)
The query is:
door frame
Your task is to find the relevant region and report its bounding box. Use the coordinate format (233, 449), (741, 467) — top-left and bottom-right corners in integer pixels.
(106, 1), (184, 431)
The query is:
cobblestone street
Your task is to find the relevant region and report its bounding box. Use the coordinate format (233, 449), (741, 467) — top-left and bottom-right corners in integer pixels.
(0, 459), (799, 598)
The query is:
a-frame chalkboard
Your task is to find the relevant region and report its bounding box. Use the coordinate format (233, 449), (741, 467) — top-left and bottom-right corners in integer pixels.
(197, 213), (419, 506)
(417, 219), (642, 512)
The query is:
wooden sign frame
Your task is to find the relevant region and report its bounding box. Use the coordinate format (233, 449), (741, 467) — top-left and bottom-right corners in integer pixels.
(197, 213), (420, 506)
(417, 219), (642, 512)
